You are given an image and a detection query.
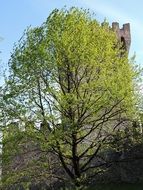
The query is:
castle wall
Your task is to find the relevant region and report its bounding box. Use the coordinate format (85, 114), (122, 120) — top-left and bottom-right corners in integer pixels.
(112, 22), (131, 53)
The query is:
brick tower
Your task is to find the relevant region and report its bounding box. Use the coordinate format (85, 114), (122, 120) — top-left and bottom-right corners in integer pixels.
(112, 22), (131, 53)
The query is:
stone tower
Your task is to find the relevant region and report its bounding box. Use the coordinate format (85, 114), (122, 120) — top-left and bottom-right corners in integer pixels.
(112, 22), (131, 53)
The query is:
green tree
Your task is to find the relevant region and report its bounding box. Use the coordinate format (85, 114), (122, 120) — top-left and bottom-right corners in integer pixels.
(1, 8), (139, 189)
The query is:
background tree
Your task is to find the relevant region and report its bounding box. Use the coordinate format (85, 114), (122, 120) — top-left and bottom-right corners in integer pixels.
(1, 8), (139, 189)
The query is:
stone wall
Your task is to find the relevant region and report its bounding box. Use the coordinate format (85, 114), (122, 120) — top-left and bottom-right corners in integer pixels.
(112, 22), (131, 53)
(95, 143), (143, 184)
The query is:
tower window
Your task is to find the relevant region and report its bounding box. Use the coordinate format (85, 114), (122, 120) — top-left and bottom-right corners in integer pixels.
(121, 36), (126, 50)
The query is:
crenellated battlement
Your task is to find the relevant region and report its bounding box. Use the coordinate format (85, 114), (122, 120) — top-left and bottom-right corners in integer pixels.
(112, 22), (131, 53)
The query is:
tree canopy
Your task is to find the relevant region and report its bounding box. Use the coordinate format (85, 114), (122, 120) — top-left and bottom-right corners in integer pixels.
(1, 8), (140, 189)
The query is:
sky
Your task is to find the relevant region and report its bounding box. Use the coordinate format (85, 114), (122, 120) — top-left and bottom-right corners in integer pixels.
(0, 0), (143, 75)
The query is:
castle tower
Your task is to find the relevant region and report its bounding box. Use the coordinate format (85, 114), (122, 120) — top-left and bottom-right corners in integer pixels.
(112, 22), (131, 53)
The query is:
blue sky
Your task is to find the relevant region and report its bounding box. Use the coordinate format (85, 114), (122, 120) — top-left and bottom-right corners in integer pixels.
(0, 0), (143, 73)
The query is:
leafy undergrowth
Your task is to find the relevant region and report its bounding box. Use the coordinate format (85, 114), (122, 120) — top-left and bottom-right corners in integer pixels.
(89, 184), (143, 190)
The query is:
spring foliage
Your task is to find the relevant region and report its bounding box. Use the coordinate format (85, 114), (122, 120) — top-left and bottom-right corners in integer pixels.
(1, 8), (139, 189)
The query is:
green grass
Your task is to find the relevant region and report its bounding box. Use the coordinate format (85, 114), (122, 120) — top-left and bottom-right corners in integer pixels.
(89, 184), (143, 190)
